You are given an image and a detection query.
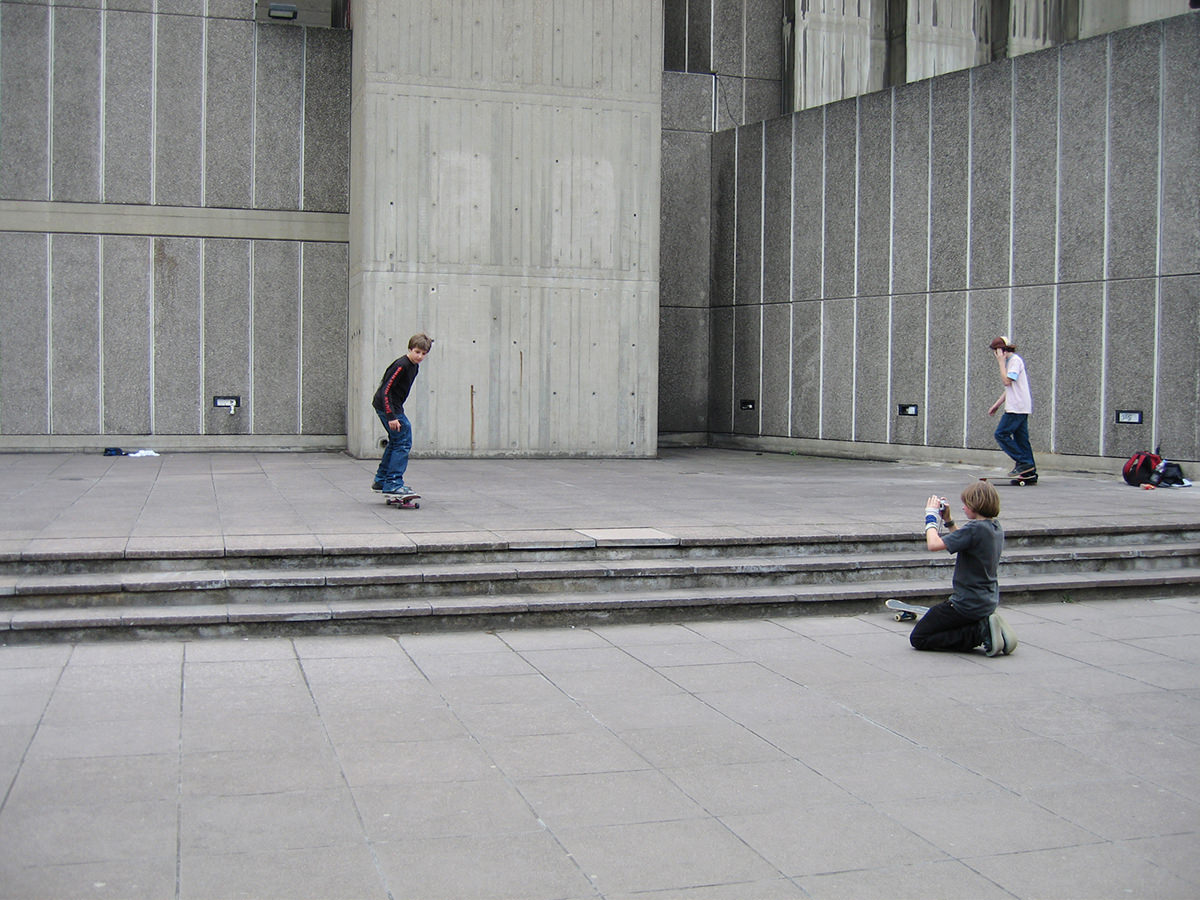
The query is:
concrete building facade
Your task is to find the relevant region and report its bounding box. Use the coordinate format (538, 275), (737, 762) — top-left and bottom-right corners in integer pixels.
(660, 2), (1200, 465)
(0, 1), (351, 449)
(1, 1), (1197, 466)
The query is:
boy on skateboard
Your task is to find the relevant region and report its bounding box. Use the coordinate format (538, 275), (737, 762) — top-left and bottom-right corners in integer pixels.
(987, 335), (1037, 482)
(372, 333), (433, 498)
(910, 481), (1017, 656)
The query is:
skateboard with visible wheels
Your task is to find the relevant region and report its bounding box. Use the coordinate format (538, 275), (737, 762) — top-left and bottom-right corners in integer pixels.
(981, 471), (1038, 486)
(384, 492), (421, 509)
(885, 598), (930, 622)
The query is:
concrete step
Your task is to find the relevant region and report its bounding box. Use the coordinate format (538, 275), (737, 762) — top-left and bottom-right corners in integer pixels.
(2, 525), (1199, 640)
(4, 569), (1197, 641)
(4, 523), (1198, 577)
(4, 541), (1198, 610)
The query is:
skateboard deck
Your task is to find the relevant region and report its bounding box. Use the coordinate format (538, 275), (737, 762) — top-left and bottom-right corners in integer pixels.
(385, 492), (421, 509)
(980, 472), (1038, 486)
(885, 598), (930, 621)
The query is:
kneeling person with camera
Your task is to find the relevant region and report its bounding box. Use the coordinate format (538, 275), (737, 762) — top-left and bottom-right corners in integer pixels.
(910, 481), (1017, 656)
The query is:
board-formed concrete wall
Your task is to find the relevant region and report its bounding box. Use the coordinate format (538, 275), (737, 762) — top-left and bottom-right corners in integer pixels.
(0, 1), (350, 447)
(346, 0), (663, 458)
(705, 13), (1200, 464)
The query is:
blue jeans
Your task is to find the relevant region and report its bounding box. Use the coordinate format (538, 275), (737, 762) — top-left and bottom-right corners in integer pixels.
(994, 412), (1035, 471)
(375, 411), (412, 492)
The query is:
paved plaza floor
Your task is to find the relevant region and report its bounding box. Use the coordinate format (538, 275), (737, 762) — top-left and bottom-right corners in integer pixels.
(2, 597), (1198, 899)
(1, 448), (1198, 898)
(2, 447), (1199, 555)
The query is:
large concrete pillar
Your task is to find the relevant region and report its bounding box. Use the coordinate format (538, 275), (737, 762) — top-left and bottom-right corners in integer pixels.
(347, 1), (662, 458)
(793, 0), (888, 110)
(1079, 1), (1191, 38)
(907, 0), (991, 81)
(1009, 1), (1080, 56)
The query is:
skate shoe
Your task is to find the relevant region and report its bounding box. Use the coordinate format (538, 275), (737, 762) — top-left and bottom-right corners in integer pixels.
(994, 614), (1017, 655)
(985, 614), (1006, 657)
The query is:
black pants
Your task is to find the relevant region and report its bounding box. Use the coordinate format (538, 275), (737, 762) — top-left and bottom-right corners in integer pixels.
(910, 599), (986, 652)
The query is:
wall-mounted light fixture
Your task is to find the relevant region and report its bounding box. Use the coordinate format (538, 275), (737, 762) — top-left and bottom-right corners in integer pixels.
(213, 395), (242, 415)
(268, 3), (298, 19)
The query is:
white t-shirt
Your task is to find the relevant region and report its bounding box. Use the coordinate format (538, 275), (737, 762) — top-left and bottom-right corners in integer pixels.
(1004, 353), (1032, 414)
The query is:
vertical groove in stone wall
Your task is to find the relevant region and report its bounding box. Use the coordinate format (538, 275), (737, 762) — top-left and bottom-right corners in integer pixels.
(710, 13), (1200, 462)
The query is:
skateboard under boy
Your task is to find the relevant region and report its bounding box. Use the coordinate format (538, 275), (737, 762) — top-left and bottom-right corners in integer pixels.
(384, 492), (421, 509)
(885, 598), (930, 621)
(980, 470), (1038, 486)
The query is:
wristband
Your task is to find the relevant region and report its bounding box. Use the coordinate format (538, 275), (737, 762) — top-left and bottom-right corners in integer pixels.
(924, 513), (939, 528)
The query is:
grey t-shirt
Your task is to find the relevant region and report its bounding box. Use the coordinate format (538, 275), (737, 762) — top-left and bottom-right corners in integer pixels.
(942, 518), (1004, 618)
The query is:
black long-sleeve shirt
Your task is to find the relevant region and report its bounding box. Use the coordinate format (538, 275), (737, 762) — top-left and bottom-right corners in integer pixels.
(372, 355), (420, 419)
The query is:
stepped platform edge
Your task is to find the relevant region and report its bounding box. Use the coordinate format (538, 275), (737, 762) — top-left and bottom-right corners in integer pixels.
(4, 520), (1200, 566)
(3, 449), (1199, 640)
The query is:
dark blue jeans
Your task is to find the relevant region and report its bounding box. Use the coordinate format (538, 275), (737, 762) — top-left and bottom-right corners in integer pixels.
(375, 411), (412, 492)
(910, 599), (986, 652)
(994, 412), (1035, 471)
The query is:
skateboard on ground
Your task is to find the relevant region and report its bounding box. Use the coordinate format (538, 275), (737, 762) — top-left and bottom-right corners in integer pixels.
(981, 470), (1038, 486)
(384, 492), (420, 509)
(885, 599), (930, 621)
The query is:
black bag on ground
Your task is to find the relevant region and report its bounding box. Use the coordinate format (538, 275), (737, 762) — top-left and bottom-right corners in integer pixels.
(1153, 459), (1188, 487)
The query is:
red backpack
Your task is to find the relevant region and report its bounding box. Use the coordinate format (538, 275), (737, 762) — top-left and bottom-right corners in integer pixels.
(1123, 450), (1162, 486)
